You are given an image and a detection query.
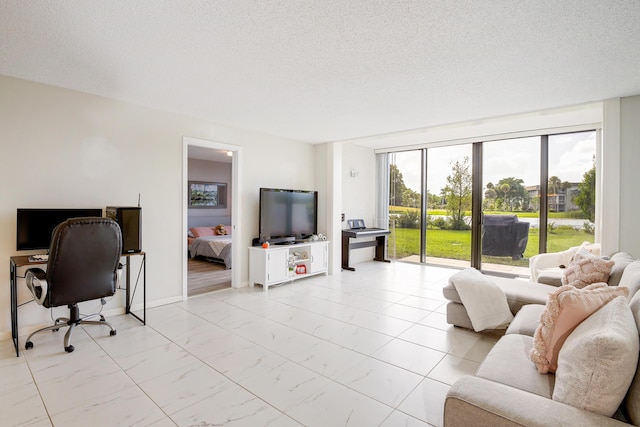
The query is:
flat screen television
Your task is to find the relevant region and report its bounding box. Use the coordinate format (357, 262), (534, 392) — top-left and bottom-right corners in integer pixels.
(16, 208), (103, 251)
(259, 188), (317, 244)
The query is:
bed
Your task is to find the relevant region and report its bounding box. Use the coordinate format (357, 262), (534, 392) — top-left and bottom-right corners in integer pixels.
(188, 226), (232, 269)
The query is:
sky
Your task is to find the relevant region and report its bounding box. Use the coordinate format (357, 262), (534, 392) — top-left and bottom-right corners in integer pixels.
(390, 131), (596, 194)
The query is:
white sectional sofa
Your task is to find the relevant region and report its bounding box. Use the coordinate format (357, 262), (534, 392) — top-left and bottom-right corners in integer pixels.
(443, 254), (640, 426)
(442, 251), (635, 330)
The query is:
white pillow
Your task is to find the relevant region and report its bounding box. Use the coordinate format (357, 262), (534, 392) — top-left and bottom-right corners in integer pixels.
(552, 296), (639, 416)
(529, 283), (628, 374)
(561, 252), (614, 288)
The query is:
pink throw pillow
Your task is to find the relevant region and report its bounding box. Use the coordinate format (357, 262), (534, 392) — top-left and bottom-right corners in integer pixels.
(189, 227), (216, 238)
(530, 283), (628, 374)
(561, 252), (614, 288)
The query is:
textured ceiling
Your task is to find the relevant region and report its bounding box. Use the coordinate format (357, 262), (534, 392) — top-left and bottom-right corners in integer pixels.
(1, 1), (640, 144)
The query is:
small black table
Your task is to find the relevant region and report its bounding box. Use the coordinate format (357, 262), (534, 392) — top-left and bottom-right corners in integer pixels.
(341, 228), (391, 271)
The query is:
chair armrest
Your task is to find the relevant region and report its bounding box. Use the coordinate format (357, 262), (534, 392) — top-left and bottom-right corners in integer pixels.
(529, 248), (576, 281)
(25, 268), (48, 305)
(444, 376), (627, 427)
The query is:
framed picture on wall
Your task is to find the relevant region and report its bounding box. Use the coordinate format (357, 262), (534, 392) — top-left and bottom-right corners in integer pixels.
(188, 181), (227, 208)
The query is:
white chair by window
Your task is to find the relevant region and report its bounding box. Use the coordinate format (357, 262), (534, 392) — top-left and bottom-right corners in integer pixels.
(529, 241), (600, 286)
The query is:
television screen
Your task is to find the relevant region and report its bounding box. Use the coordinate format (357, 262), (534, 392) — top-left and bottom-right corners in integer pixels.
(16, 208), (103, 251)
(259, 188), (317, 242)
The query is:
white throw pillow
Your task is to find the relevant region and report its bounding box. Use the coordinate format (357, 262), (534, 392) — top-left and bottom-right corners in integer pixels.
(530, 283), (628, 374)
(561, 252), (614, 288)
(552, 296), (639, 416)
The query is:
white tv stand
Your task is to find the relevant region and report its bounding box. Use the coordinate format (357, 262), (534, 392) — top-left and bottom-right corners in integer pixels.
(248, 240), (329, 291)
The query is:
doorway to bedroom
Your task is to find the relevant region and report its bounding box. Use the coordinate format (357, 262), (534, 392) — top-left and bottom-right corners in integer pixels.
(184, 139), (239, 297)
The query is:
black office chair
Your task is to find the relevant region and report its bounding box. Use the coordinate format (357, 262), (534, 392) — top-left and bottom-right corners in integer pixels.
(24, 217), (122, 353)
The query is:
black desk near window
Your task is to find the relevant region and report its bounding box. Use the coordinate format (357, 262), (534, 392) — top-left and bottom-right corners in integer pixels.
(341, 227), (391, 271)
(9, 252), (146, 357)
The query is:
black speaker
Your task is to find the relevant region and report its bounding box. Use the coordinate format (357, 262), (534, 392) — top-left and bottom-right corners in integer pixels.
(106, 206), (141, 253)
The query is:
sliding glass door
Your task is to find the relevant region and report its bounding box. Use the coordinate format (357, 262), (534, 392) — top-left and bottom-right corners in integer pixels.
(387, 145), (473, 267)
(388, 150), (422, 262)
(425, 145), (473, 268)
(385, 130), (597, 277)
(546, 131), (597, 253)
(481, 137), (540, 275)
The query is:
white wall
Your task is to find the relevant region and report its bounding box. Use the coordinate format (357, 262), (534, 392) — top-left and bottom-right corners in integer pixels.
(3, 73), (635, 338)
(315, 142), (345, 275)
(600, 99), (621, 255)
(618, 95), (640, 257)
(0, 75), (317, 337)
(341, 143), (377, 265)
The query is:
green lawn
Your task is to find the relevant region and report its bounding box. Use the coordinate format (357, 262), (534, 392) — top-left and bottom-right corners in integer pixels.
(390, 206), (588, 219)
(389, 226), (593, 267)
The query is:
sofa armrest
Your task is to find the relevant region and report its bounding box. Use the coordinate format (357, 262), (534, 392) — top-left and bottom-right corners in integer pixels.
(444, 376), (627, 427)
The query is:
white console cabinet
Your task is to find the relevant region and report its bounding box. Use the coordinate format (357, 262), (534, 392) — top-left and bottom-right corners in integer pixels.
(249, 241), (329, 290)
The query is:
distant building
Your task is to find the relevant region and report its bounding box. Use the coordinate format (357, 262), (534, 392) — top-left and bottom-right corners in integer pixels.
(525, 183), (580, 212)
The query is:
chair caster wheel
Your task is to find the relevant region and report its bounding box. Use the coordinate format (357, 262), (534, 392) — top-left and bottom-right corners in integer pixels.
(52, 328), (59, 332)
(100, 315), (106, 321)
(110, 330), (117, 336)
(65, 345), (74, 353)
(25, 341), (33, 350)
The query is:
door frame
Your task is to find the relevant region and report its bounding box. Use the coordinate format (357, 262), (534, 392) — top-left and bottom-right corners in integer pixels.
(182, 136), (242, 300)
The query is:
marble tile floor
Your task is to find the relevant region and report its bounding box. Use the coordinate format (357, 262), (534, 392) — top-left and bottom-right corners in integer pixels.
(0, 261), (501, 427)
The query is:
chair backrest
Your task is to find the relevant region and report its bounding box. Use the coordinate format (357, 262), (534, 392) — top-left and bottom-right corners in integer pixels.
(483, 214), (518, 226)
(44, 217), (122, 308)
(481, 214), (530, 258)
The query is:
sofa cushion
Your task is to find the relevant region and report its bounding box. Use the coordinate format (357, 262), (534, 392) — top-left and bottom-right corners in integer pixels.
(506, 304), (545, 337)
(445, 302), (474, 330)
(561, 252), (614, 288)
(608, 252), (635, 287)
(442, 281), (462, 303)
(448, 268), (514, 331)
(623, 289), (640, 425)
(476, 334), (555, 399)
(619, 260), (640, 300)
(537, 269), (563, 287)
(553, 296), (639, 417)
(530, 283), (629, 374)
(443, 276), (557, 313)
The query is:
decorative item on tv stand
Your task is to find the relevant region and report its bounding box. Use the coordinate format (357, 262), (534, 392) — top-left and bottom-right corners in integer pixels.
(310, 233), (327, 241)
(288, 254), (295, 276)
(288, 252), (309, 276)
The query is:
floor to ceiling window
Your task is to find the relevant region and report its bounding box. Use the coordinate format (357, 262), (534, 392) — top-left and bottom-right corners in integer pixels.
(546, 131), (597, 254)
(388, 150), (422, 261)
(385, 130), (597, 276)
(481, 137), (540, 275)
(425, 144), (473, 268)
